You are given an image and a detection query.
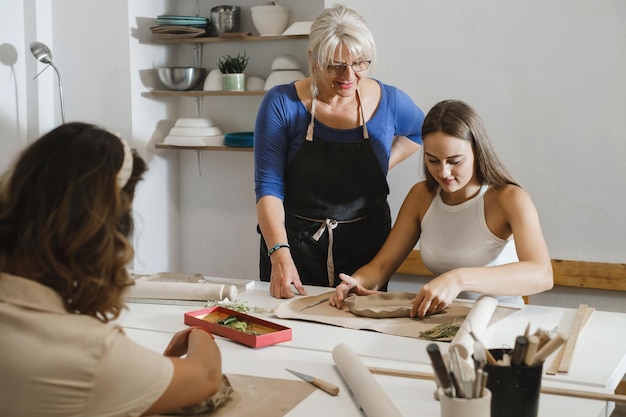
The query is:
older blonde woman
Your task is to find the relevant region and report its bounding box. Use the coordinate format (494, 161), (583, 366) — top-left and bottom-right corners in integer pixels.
(254, 5), (425, 298)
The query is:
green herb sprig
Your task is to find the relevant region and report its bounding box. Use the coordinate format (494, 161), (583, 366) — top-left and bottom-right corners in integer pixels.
(419, 322), (460, 341)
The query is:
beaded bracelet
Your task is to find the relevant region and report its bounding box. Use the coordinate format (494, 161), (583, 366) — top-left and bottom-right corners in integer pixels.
(268, 243), (290, 256)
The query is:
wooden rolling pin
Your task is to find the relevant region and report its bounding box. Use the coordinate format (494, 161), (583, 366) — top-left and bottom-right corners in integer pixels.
(367, 367), (626, 404)
(128, 281), (237, 301)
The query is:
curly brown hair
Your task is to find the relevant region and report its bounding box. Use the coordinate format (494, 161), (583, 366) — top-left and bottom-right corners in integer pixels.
(0, 122), (147, 322)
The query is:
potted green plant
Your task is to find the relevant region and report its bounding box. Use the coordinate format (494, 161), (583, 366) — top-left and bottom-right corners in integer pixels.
(217, 51), (249, 91)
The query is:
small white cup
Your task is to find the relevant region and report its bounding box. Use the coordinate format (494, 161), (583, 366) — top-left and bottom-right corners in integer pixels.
(438, 388), (491, 417)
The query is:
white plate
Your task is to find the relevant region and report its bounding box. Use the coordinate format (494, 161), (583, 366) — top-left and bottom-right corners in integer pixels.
(169, 126), (223, 137)
(281, 21), (312, 36)
(163, 135), (225, 146)
(174, 117), (216, 128)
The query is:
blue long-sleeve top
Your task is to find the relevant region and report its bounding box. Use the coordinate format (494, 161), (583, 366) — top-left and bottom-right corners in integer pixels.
(254, 80), (425, 202)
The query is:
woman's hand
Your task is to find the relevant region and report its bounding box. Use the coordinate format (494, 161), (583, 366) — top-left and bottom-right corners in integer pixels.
(329, 273), (380, 309)
(163, 327), (213, 357)
(269, 251), (307, 299)
(410, 273), (461, 319)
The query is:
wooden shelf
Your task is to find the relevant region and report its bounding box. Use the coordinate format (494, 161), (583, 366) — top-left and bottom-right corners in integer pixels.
(143, 90), (266, 97)
(155, 143), (253, 152)
(151, 34), (308, 44)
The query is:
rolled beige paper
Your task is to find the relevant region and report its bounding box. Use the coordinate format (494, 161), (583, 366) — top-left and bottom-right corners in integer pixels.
(332, 343), (403, 417)
(450, 295), (498, 361)
(127, 281), (237, 301)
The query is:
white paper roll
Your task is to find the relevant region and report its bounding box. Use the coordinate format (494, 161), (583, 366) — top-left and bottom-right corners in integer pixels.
(332, 343), (403, 417)
(450, 295), (498, 361)
(127, 281), (237, 301)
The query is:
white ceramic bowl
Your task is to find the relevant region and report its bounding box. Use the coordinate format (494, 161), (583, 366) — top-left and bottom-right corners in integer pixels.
(264, 70), (306, 90)
(174, 117), (216, 128)
(251, 5), (289, 36)
(246, 76), (266, 91)
(168, 126), (223, 137)
(163, 135), (225, 147)
(270, 54), (301, 71)
(203, 69), (223, 91)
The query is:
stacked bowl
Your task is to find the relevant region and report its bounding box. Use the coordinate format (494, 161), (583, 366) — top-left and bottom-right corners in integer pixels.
(163, 118), (224, 146)
(264, 54), (306, 90)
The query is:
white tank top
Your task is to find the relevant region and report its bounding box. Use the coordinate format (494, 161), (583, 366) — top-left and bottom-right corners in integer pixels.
(419, 184), (522, 304)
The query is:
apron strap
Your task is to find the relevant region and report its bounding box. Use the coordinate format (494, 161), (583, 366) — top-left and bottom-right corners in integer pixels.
(305, 88), (368, 142)
(295, 214), (369, 286)
(305, 98), (316, 141)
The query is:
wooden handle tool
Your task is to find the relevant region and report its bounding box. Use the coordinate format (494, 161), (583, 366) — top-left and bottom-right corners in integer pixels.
(286, 368), (340, 396)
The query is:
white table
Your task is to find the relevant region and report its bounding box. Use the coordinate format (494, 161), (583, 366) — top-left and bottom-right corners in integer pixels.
(119, 280), (626, 417)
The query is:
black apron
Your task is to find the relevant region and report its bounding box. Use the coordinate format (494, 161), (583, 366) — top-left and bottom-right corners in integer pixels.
(260, 92), (391, 288)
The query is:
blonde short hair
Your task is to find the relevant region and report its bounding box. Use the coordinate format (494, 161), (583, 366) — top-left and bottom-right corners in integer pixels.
(309, 5), (376, 97)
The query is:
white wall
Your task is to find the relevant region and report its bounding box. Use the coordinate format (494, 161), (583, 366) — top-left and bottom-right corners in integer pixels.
(0, 0), (29, 172)
(340, 0), (626, 312)
(344, 0), (626, 263)
(1, 1), (624, 311)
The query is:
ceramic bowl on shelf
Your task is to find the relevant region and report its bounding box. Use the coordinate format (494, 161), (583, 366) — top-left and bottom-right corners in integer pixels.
(163, 135), (225, 147)
(270, 54), (301, 71)
(168, 126), (223, 137)
(264, 69), (305, 90)
(175, 117), (216, 128)
(203, 69), (224, 91)
(246, 76), (266, 91)
(251, 2), (289, 36)
(157, 67), (207, 91)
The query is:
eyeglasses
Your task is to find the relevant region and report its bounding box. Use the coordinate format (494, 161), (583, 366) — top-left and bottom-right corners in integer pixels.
(326, 60), (372, 75)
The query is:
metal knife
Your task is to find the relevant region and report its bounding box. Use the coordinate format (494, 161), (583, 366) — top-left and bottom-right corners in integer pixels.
(286, 368), (340, 396)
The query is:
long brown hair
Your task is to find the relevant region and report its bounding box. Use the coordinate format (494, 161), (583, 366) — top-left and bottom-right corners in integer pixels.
(0, 122), (146, 322)
(422, 100), (519, 191)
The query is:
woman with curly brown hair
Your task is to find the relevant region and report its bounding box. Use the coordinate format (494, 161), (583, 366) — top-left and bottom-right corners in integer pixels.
(0, 122), (223, 416)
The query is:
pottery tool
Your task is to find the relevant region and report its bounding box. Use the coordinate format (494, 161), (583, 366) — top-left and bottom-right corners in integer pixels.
(523, 335), (540, 366)
(511, 335), (529, 366)
(333, 343), (403, 417)
(472, 341), (489, 398)
(545, 304), (594, 374)
(468, 331), (497, 366)
(556, 304), (595, 373)
(449, 344), (474, 398)
(426, 343), (454, 398)
(366, 367), (626, 404)
(286, 368), (339, 396)
(299, 297), (330, 311)
(528, 332), (567, 366)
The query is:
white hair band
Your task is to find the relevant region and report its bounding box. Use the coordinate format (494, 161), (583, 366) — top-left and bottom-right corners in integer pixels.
(117, 137), (134, 189)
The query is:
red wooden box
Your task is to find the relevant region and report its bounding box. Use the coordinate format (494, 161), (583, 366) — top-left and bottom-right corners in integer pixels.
(184, 306), (292, 348)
